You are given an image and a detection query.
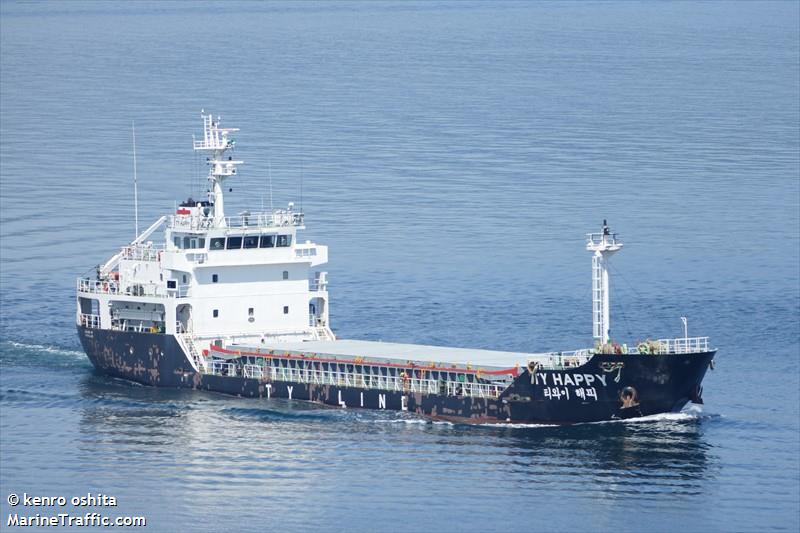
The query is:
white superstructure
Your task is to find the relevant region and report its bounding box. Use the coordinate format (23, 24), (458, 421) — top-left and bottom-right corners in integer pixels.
(76, 113), (334, 370)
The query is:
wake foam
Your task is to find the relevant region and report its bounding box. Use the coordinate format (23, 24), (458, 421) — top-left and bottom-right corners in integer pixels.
(4, 340), (85, 358)
(479, 422), (559, 428)
(370, 417), (454, 426)
(580, 405), (716, 426)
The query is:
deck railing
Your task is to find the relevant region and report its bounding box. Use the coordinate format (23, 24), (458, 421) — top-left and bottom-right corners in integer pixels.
(207, 363), (504, 399)
(79, 313), (101, 329)
(121, 244), (163, 262)
(77, 278), (121, 295)
(650, 336), (710, 354)
(208, 361), (236, 376)
(169, 210), (304, 230)
(295, 245), (318, 259)
(225, 211), (304, 228)
(77, 278), (188, 299)
(309, 280), (327, 292)
(529, 336), (712, 370)
(586, 231), (621, 248)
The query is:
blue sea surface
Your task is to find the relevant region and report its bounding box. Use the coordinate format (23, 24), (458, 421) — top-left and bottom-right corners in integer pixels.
(1, 1), (798, 531)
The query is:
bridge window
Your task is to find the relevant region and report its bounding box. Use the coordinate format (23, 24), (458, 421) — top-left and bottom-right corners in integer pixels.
(283, 306), (289, 314)
(282, 271), (289, 280)
(213, 309), (219, 318)
(210, 238), (225, 250)
(226, 236), (242, 249)
(260, 235), (275, 248)
(212, 274), (218, 283)
(167, 280), (177, 289)
(243, 235), (259, 249)
(277, 235), (292, 247)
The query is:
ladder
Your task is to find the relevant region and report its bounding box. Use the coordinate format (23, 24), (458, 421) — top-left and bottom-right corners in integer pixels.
(178, 333), (204, 372)
(315, 325), (336, 341)
(592, 254), (604, 340)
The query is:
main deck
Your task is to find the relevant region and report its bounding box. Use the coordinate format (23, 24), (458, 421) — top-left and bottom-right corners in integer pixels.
(239, 339), (533, 370)
(213, 335), (710, 375)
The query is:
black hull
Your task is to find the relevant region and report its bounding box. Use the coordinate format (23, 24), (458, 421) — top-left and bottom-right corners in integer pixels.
(77, 326), (715, 424)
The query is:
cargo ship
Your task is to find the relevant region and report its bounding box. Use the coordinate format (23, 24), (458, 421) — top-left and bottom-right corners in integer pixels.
(76, 113), (716, 424)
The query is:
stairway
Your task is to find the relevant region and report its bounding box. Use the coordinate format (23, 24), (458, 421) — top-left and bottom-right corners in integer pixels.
(178, 333), (204, 372)
(315, 325), (336, 341)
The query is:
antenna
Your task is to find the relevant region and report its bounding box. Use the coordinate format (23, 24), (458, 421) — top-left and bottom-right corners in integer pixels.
(191, 134), (196, 197)
(300, 159), (304, 213)
(132, 121), (139, 238)
(268, 159), (274, 212)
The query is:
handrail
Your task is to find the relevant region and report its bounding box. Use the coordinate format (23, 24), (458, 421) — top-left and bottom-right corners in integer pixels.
(206, 363), (505, 399)
(295, 245), (318, 259)
(309, 280), (327, 292)
(77, 277), (187, 299)
(648, 336), (710, 354)
(531, 336), (711, 361)
(169, 210), (304, 230)
(78, 313), (101, 329)
(121, 244), (164, 262)
(586, 231), (621, 248)
(77, 278), (121, 295)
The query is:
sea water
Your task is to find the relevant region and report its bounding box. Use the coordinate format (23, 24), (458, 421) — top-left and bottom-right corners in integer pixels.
(1, 2), (798, 531)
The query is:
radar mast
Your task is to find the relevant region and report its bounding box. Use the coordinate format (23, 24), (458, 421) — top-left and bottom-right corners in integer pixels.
(587, 220), (623, 345)
(192, 112), (242, 226)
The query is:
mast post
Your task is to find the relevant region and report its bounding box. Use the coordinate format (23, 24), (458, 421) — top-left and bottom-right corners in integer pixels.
(586, 220), (623, 345)
(192, 112), (242, 226)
